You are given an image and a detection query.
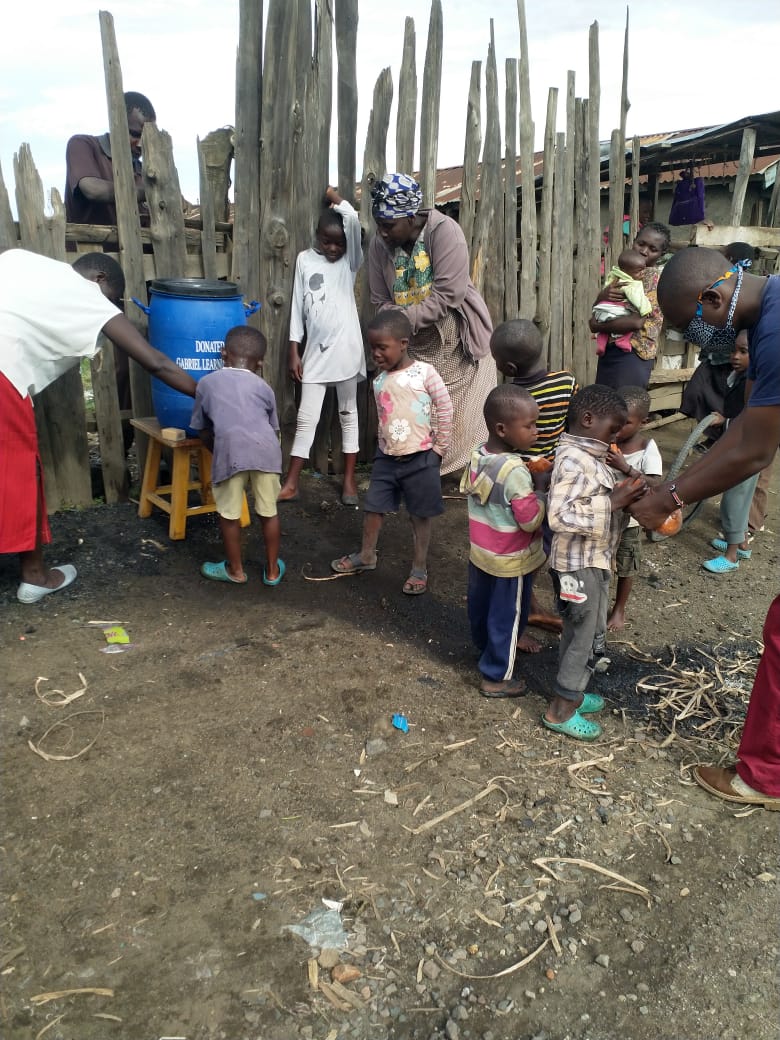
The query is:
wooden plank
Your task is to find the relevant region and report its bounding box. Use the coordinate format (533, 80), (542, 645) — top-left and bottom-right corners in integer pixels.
(142, 125), (188, 278)
(536, 87), (558, 348)
(197, 137), (218, 281)
(471, 21), (503, 324)
(259, 0), (298, 433)
(516, 0), (537, 320)
(730, 128), (756, 227)
(607, 129), (622, 272)
(548, 133), (565, 370)
(91, 334), (128, 503)
(311, 0), (334, 204)
(396, 17), (417, 176)
(198, 128), (234, 224)
(572, 97), (591, 382)
(607, 9), (629, 274)
(585, 21), (600, 385)
(768, 165), (780, 228)
(100, 10), (153, 467)
(359, 67), (394, 227)
(503, 58), (518, 320)
(461, 61), (482, 260)
(335, 0), (358, 201)
(0, 159), (16, 248)
(419, 0), (443, 209)
(691, 224), (780, 250)
(232, 0), (262, 306)
(629, 134), (640, 240)
(560, 72), (576, 374)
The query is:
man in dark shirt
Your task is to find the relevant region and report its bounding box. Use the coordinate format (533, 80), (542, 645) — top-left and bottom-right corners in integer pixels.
(64, 91), (156, 226)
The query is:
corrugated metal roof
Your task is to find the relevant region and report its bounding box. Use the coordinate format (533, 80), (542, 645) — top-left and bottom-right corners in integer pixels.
(428, 111), (780, 205)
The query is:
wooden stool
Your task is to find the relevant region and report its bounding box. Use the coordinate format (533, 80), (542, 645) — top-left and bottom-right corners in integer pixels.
(131, 418), (250, 540)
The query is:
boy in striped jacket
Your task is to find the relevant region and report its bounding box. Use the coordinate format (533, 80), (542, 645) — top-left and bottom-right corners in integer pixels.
(460, 384), (546, 698)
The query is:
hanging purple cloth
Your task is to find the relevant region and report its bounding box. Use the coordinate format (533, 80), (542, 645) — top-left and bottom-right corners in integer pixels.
(668, 171), (705, 225)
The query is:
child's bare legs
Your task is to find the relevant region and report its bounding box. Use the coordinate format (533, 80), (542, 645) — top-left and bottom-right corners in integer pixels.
(359, 511), (383, 566)
(260, 513), (281, 581)
(402, 514), (432, 594)
(342, 452), (358, 499)
(19, 479), (70, 589)
(218, 515), (246, 582)
(607, 575), (632, 630)
(278, 457), (305, 500)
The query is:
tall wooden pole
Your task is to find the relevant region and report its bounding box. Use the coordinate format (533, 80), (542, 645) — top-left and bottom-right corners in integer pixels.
(419, 0), (443, 208)
(232, 0), (262, 315)
(396, 17), (417, 175)
(504, 58), (519, 320)
(516, 0), (537, 320)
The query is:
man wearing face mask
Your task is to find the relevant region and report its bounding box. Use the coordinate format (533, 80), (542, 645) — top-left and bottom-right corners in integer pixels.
(631, 246), (780, 810)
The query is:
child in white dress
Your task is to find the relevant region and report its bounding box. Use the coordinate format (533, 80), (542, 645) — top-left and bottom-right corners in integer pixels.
(278, 186), (366, 505)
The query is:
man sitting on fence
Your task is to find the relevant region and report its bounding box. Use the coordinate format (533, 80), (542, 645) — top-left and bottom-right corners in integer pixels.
(0, 248), (196, 604)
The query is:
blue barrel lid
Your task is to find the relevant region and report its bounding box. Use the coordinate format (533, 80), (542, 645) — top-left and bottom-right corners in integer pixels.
(150, 278), (241, 298)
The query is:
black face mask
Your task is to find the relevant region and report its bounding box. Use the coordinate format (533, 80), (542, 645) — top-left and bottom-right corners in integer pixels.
(682, 265), (743, 357)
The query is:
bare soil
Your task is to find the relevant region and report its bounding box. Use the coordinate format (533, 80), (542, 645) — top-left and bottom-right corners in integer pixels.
(1, 419), (778, 1040)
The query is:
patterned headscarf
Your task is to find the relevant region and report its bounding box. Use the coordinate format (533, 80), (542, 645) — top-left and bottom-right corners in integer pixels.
(370, 172), (423, 220)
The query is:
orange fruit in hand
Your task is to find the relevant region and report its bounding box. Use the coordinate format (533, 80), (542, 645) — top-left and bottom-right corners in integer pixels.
(525, 456), (553, 473)
(655, 509), (682, 536)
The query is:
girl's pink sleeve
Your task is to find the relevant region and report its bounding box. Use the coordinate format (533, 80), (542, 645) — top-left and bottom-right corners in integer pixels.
(425, 367), (453, 456)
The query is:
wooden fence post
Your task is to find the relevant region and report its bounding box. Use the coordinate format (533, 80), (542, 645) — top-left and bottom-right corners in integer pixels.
(461, 61), (482, 261)
(419, 0), (443, 209)
(471, 22), (504, 324)
(516, 0), (536, 321)
(143, 125), (188, 278)
(537, 87), (558, 350)
(197, 138), (218, 280)
(396, 18), (417, 176)
(232, 0), (262, 311)
(549, 133), (565, 369)
(607, 9), (629, 274)
(573, 97), (591, 380)
(585, 21), (601, 385)
(504, 58), (518, 320)
(0, 161), (16, 248)
(730, 128), (756, 226)
(560, 72), (576, 373)
(335, 0), (358, 202)
(100, 10), (153, 467)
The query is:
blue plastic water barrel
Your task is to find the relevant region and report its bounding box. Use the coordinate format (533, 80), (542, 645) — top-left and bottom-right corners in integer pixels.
(133, 279), (260, 433)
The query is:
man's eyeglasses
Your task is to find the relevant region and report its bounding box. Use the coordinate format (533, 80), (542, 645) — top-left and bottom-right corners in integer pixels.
(693, 266), (738, 318)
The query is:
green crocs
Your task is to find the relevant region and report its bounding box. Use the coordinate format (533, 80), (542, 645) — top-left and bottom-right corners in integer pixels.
(579, 693), (605, 714)
(542, 710), (603, 742)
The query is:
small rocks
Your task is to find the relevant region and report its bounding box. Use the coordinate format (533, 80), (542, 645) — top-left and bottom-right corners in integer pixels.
(332, 963), (361, 984)
(422, 960), (440, 981)
(365, 737), (388, 757)
(595, 953), (610, 968)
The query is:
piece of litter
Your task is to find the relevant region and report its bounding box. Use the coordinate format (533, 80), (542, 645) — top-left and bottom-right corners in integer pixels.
(101, 644), (135, 654)
(252, 892), (267, 901)
(392, 712), (409, 733)
(322, 898), (343, 911)
(103, 626), (130, 645)
(384, 789), (399, 806)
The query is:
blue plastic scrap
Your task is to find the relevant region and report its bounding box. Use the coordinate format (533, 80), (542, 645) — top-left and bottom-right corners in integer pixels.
(392, 713), (409, 733)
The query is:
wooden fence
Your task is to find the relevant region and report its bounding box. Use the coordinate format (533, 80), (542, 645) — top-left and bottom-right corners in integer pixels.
(2, 2), (776, 513)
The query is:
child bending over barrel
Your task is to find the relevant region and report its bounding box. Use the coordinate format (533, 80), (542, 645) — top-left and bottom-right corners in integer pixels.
(190, 326), (284, 586)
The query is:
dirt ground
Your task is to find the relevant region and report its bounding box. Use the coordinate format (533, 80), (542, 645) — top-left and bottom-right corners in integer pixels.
(1, 418), (778, 1040)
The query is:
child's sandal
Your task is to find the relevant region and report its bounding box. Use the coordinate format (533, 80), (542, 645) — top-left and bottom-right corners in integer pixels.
(402, 569), (428, 595)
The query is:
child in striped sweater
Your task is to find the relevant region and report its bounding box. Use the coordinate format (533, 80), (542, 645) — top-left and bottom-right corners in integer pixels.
(460, 384), (546, 698)
(490, 319), (578, 648)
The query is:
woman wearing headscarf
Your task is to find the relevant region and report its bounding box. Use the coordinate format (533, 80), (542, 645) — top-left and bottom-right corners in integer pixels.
(367, 173), (496, 476)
